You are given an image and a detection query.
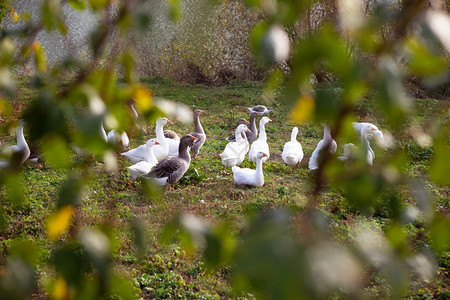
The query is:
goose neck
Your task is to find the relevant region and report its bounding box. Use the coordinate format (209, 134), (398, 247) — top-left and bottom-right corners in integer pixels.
(361, 131), (373, 154)
(100, 124), (107, 142)
(249, 115), (258, 135)
(193, 114), (204, 134)
(146, 145), (157, 162)
(255, 157), (264, 185)
(235, 129), (245, 142)
(290, 129), (298, 142)
(178, 140), (191, 162)
(156, 123), (166, 143)
(323, 125), (332, 142)
(258, 122), (267, 141)
(16, 125), (27, 147)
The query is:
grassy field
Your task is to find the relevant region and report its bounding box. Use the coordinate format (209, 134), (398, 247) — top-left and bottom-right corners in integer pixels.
(1, 77), (449, 298)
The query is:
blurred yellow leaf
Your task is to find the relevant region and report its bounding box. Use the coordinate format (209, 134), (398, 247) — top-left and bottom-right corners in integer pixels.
(0, 98), (12, 116)
(12, 11), (19, 23)
(50, 277), (70, 300)
(46, 205), (75, 240)
(132, 85), (152, 113)
(31, 42), (47, 71)
(291, 94), (315, 123)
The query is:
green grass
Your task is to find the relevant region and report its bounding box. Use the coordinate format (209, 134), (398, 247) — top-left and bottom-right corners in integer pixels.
(1, 77), (449, 298)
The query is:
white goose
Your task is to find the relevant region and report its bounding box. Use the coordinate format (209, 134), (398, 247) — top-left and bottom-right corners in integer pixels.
(126, 139), (160, 179)
(220, 124), (250, 168)
(338, 143), (357, 162)
(248, 117), (272, 164)
(166, 135), (180, 157)
(232, 151), (268, 187)
(144, 135), (198, 187)
(152, 117), (173, 161)
(282, 127), (304, 167)
(121, 118), (171, 163)
(0, 120), (31, 169)
(107, 130), (129, 151)
(342, 124), (383, 165)
(166, 109), (206, 157)
(308, 124), (337, 171)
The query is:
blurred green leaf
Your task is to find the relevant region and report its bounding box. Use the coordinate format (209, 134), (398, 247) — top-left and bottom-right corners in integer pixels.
(68, 0), (86, 10)
(10, 239), (41, 266)
(0, 258), (36, 300)
(22, 92), (69, 142)
(385, 222), (409, 256)
(429, 123), (450, 185)
(376, 56), (412, 129)
(42, 135), (71, 169)
(41, 0), (67, 34)
(57, 174), (84, 208)
(203, 223), (236, 269)
(110, 272), (139, 300)
(53, 244), (89, 288)
(314, 87), (341, 121)
(167, 0), (181, 21)
(404, 38), (447, 76)
(429, 214), (450, 254)
(5, 172), (24, 207)
(136, 11), (152, 32)
(88, 0), (108, 11)
(345, 173), (383, 215)
(131, 217), (147, 257)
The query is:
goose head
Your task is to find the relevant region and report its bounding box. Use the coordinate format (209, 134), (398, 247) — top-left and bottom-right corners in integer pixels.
(181, 134), (198, 147)
(236, 118), (249, 126)
(260, 116), (272, 125)
(235, 124), (250, 134)
(250, 112), (261, 119)
(193, 109), (205, 117)
(146, 139), (160, 148)
(362, 125), (383, 141)
(157, 117), (173, 126)
(370, 128), (384, 143)
(127, 98), (136, 107)
(18, 119), (26, 127)
(256, 151), (268, 159)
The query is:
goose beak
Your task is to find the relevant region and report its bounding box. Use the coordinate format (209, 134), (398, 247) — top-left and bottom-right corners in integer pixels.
(199, 110), (205, 113)
(191, 136), (198, 141)
(244, 120), (250, 125)
(155, 141), (161, 145)
(246, 129), (251, 132)
(268, 119), (273, 122)
(263, 153), (268, 157)
(257, 113), (261, 117)
(167, 119), (174, 125)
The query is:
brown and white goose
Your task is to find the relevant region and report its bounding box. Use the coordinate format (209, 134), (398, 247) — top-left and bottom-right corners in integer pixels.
(247, 105), (273, 116)
(144, 134), (198, 186)
(164, 130), (181, 140)
(226, 118), (249, 141)
(166, 109), (205, 157)
(227, 112), (259, 143)
(189, 109), (206, 157)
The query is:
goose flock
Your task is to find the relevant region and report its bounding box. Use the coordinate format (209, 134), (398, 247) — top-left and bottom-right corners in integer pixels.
(0, 104), (384, 189)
